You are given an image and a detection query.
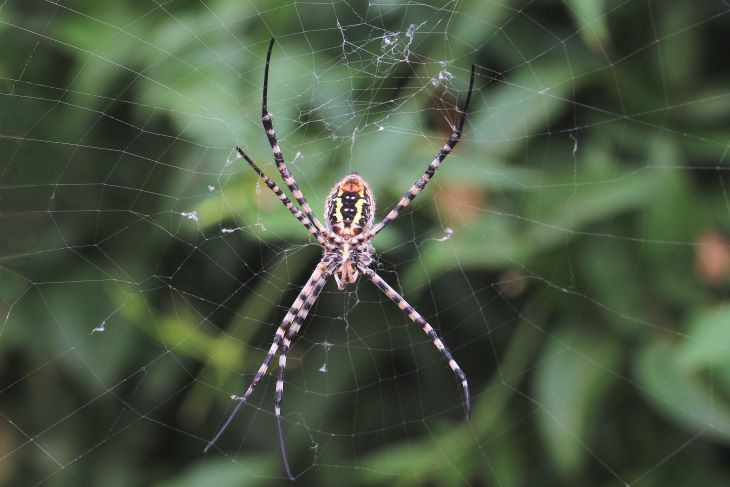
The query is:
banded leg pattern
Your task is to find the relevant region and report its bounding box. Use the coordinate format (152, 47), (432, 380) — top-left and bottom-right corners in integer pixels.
(274, 266), (330, 480)
(361, 267), (471, 419)
(204, 260), (333, 456)
(237, 147), (324, 243)
(261, 38), (326, 235)
(362, 64), (476, 240)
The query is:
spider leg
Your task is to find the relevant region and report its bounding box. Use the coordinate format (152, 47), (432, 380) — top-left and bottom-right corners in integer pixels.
(274, 268), (330, 480)
(360, 267), (471, 419)
(204, 260), (333, 459)
(261, 38), (326, 235)
(360, 65), (476, 241)
(237, 147), (324, 244)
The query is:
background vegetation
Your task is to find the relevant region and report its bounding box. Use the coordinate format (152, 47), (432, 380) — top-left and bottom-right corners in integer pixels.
(1, 1), (729, 485)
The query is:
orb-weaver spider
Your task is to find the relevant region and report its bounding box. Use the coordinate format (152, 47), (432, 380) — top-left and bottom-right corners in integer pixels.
(205, 38), (476, 480)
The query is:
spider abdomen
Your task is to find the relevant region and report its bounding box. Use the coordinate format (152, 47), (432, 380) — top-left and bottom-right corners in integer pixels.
(325, 174), (375, 237)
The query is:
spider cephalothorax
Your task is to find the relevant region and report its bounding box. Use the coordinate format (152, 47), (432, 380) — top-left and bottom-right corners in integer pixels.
(205, 37), (476, 481)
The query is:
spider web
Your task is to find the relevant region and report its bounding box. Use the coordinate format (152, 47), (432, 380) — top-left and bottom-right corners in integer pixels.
(1, 1), (730, 485)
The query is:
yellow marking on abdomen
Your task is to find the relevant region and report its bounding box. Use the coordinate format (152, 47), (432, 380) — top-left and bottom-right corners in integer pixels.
(352, 197), (365, 226)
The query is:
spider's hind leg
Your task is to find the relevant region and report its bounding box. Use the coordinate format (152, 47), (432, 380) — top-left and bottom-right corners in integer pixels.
(360, 266), (471, 419)
(273, 264), (331, 480)
(205, 260), (333, 481)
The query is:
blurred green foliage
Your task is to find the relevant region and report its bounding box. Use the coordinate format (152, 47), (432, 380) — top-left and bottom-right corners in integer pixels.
(1, 1), (730, 486)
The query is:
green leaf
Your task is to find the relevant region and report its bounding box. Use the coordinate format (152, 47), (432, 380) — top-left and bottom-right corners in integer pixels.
(400, 159), (653, 292)
(636, 340), (730, 444)
(534, 326), (620, 477)
(677, 305), (730, 372)
(564, 0), (610, 53)
(157, 456), (274, 487)
(638, 136), (704, 306)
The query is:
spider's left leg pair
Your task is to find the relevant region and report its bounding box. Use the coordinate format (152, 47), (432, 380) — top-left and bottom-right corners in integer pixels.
(260, 38), (327, 237)
(273, 261), (332, 480)
(359, 266), (470, 419)
(205, 260), (333, 480)
(237, 147), (325, 244)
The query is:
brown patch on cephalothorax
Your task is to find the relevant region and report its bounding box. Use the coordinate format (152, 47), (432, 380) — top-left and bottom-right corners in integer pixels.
(340, 178), (364, 193)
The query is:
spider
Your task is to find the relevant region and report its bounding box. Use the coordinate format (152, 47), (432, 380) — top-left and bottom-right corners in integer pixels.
(204, 38), (476, 480)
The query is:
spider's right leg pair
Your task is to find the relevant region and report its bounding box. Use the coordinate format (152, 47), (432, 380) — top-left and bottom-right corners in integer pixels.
(360, 64), (477, 241)
(359, 266), (471, 419)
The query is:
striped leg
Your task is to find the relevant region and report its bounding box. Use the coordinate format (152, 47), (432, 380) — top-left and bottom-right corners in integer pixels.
(261, 38), (326, 235)
(237, 147), (324, 244)
(360, 267), (471, 419)
(204, 260), (333, 455)
(274, 270), (330, 480)
(360, 65), (476, 241)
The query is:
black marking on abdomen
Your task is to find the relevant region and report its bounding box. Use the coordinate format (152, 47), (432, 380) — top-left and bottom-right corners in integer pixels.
(340, 191), (360, 225)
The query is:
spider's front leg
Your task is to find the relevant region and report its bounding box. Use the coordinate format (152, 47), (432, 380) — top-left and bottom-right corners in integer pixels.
(260, 38), (326, 235)
(356, 64), (477, 243)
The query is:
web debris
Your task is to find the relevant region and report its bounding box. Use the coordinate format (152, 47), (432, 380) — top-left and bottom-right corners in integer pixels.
(180, 211), (199, 222)
(435, 227), (454, 242)
(431, 62), (455, 88)
(319, 341), (333, 373)
(376, 22), (426, 69)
